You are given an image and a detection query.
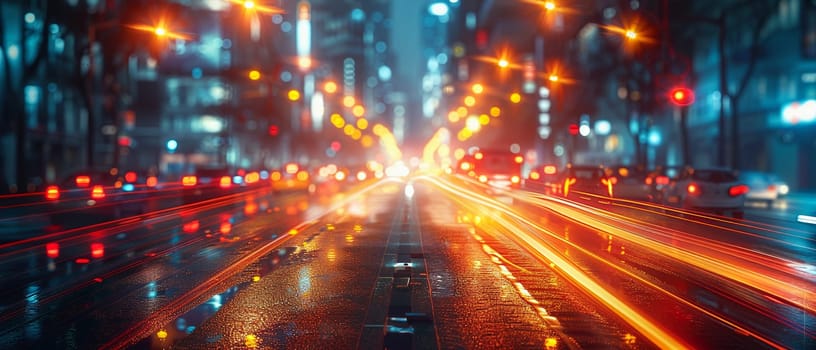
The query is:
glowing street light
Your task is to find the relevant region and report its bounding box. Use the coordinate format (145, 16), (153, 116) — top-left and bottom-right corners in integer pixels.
(510, 92), (522, 104)
(323, 81), (338, 94)
(544, 1), (556, 11)
(548, 74), (559, 82)
(228, 0), (285, 14)
(471, 83), (484, 94)
(287, 89), (301, 101)
(466, 116), (481, 132)
(498, 58), (509, 68)
(248, 69), (261, 81)
(625, 29), (637, 40)
(125, 24), (192, 40)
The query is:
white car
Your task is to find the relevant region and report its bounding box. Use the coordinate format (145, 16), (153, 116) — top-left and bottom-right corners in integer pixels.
(662, 168), (748, 218)
(738, 171), (781, 206)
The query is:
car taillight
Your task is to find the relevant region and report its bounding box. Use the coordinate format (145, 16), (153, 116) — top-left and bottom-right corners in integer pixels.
(220, 176), (232, 189)
(529, 171), (540, 180)
(91, 242), (105, 258)
(511, 175), (520, 184)
(76, 175), (91, 187)
(46, 185), (60, 200)
(656, 175), (670, 185)
(91, 185), (106, 199)
(46, 242), (60, 258)
(687, 183), (700, 196)
(244, 172), (260, 184)
(182, 176), (197, 187)
(146, 176), (158, 187)
(514, 155), (523, 164)
(543, 165), (557, 175)
(729, 184), (750, 197)
(124, 171), (137, 183)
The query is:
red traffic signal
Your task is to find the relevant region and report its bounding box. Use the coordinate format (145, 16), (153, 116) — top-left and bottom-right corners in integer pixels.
(568, 123), (579, 136)
(669, 87), (695, 106)
(268, 125), (279, 136)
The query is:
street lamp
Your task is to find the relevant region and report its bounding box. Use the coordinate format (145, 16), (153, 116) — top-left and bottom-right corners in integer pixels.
(92, 22), (189, 169)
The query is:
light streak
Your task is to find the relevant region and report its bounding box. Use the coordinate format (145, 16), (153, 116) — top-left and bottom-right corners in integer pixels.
(420, 175), (690, 348)
(424, 175), (813, 348)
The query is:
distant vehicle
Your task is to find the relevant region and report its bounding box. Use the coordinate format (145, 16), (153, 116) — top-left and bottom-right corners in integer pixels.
(523, 164), (562, 194)
(45, 169), (147, 223)
(605, 165), (651, 200)
(767, 173), (790, 197)
(470, 150), (523, 189)
(645, 165), (686, 203)
(181, 166), (242, 204)
(661, 168), (748, 218)
(270, 163), (311, 192)
(738, 171), (780, 206)
(561, 164), (612, 197)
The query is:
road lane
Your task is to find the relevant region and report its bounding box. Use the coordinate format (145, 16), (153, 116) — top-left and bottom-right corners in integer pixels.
(168, 179), (641, 349)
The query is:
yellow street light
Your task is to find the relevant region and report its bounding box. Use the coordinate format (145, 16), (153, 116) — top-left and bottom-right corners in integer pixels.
(343, 96), (356, 108)
(125, 24), (192, 40)
(510, 92), (522, 104)
(287, 89), (301, 101)
(544, 1), (556, 11)
(548, 74), (559, 82)
(228, 0), (285, 14)
(464, 96), (476, 107)
(356, 118), (368, 130)
(471, 83), (484, 94)
(352, 105), (366, 117)
(248, 69), (261, 81)
(498, 59), (509, 68)
(466, 116), (481, 132)
(324, 81), (338, 94)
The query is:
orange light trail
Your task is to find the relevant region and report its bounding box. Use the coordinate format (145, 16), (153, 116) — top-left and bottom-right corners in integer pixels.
(421, 175), (691, 349)
(426, 174), (813, 348)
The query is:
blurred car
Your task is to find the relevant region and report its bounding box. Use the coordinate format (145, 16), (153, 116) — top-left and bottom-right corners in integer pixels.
(471, 150), (524, 189)
(181, 166), (242, 204)
(645, 165), (685, 203)
(523, 164), (562, 194)
(605, 165), (651, 200)
(661, 167), (748, 217)
(45, 169), (147, 222)
(738, 170), (781, 206)
(270, 163), (311, 193)
(562, 164), (613, 197)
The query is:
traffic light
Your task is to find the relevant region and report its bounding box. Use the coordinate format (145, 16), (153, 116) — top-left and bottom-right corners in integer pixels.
(268, 125), (279, 136)
(669, 87), (695, 106)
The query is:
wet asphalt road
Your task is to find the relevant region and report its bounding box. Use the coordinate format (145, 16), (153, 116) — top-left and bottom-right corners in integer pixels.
(0, 175), (813, 349)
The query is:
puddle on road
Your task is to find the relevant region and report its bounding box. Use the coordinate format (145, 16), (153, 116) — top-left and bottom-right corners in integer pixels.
(133, 246), (298, 349)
